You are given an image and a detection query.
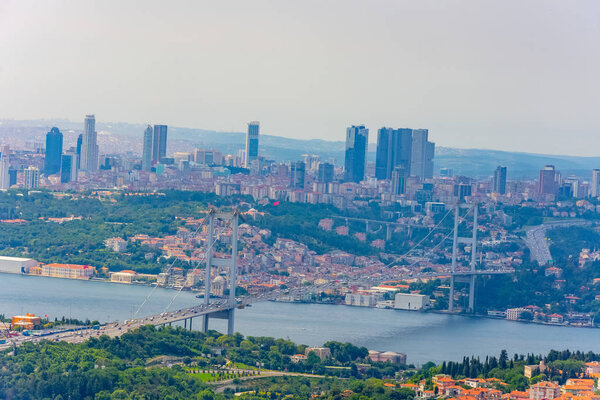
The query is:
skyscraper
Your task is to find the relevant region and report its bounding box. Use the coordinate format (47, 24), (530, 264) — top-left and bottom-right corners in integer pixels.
(142, 125), (153, 171)
(344, 125), (369, 183)
(591, 169), (600, 198)
(391, 165), (408, 195)
(290, 161), (306, 189)
(44, 127), (63, 175)
(76, 134), (82, 170)
(410, 129), (435, 179)
(539, 165), (557, 195)
(80, 115), (99, 171)
(152, 125), (168, 162)
(317, 162), (334, 183)
(0, 147), (10, 190)
(24, 166), (40, 189)
(493, 166), (507, 195)
(375, 127), (412, 180)
(245, 121), (260, 168)
(60, 153), (78, 183)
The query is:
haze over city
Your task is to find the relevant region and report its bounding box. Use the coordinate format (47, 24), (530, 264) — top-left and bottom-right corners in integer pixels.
(1, 0), (599, 155)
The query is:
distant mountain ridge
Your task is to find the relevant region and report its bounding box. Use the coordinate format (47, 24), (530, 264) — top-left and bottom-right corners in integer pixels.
(1, 118), (598, 179)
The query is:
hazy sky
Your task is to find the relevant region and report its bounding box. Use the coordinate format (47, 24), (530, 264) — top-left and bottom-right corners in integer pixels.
(0, 0), (599, 155)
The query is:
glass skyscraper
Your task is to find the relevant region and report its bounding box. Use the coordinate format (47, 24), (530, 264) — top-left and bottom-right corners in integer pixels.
(344, 125), (369, 183)
(152, 125), (168, 163)
(142, 125), (153, 171)
(375, 127), (412, 180)
(245, 121), (260, 168)
(44, 127), (63, 175)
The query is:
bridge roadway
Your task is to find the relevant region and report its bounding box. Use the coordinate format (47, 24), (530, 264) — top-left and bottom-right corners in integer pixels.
(0, 270), (514, 350)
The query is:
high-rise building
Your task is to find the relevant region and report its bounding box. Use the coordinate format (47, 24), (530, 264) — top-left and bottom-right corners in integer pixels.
(245, 121), (260, 168)
(44, 127), (63, 175)
(391, 166), (408, 195)
(24, 166), (40, 189)
(538, 165), (557, 195)
(194, 149), (223, 165)
(152, 125), (168, 162)
(493, 166), (507, 195)
(591, 169), (600, 198)
(142, 125), (153, 171)
(318, 162), (334, 183)
(76, 134), (82, 170)
(0, 148), (10, 190)
(375, 127), (412, 180)
(8, 168), (16, 187)
(344, 125), (369, 183)
(80, 115), (99, 171)
(290, 161), (306, 189)
(410, 129), (435, 179)
(60, 154), (78, 183)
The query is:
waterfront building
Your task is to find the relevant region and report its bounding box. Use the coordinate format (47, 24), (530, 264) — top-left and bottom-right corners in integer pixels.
(290, 161), (306, 189)
(0, 256), (38, 274)
(245, 121), (260, 168)
(375, 127), (412, 180)
(41, 263), (95, 279)
(493, 166), (507, 194)
(44, 127), (63, 175)
(394, 293), (430, 311)
(24, 166), (40, 189)
(110, 270), (136, 284)
(152, 125), (168, 163)
(80, 115), (99, 171)
(344, 125), (368, 183)
(538, 165), (557, 195)
(142, 125), (153, 171)
(11, 313), (41, 330)
(60, 153), (78, 183)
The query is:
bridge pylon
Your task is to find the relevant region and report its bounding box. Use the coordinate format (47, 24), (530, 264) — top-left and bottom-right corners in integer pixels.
(201, 208), (239, 335)
(449, 202), (478, 313)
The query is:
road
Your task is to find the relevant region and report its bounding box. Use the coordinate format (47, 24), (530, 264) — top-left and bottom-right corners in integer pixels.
(525, 221), (590, 266)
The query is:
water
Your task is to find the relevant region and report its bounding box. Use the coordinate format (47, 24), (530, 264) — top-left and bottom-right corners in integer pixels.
(1, 274), (599, 364)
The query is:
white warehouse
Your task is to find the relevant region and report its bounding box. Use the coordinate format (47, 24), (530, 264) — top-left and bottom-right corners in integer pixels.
(394, 293), (430, 311)
(0, 256), (38, 274)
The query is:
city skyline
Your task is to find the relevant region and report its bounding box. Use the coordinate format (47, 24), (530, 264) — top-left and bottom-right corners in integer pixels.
(1, 1), (599, 156)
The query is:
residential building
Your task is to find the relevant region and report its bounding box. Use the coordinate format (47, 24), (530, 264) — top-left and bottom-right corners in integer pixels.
(368, 350), (407, 364)
(304, 347), (331, 360)
(493, 166), (507, 194)
(24, 166), (40, 189)
(344, 125), (368, 183)
(44, 127), (63, 175)
(142, 125), (153, 170)
(506, 307), (528, 320)
(245, 121), (260, 168)
(80, 115), (99, 171)
(529, 382), (560, 400)
(105, 237), (127, 252)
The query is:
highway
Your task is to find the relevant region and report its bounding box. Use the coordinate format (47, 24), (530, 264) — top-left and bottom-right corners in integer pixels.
(525, 221), (590, 266)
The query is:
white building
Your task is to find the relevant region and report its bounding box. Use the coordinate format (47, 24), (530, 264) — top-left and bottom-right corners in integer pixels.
(394, 293), (430, 311)
(345, 293), (378, 307)
(0, 256), (38, 274)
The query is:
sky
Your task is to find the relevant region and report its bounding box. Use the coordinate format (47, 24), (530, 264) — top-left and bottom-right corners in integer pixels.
(0, 0), (599, 155)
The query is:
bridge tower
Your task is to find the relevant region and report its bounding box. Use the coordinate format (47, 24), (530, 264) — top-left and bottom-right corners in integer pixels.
(202, 208), (239, 335)
(449, 202), (478, 313)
